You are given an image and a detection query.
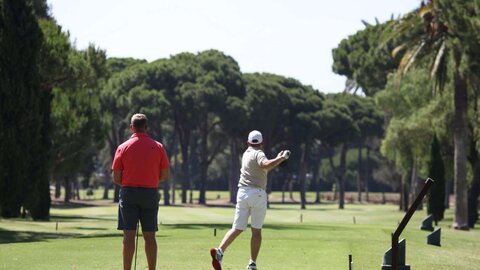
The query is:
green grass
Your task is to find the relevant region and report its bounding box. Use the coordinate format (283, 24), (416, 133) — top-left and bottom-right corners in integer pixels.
(0, 201), (479, 270)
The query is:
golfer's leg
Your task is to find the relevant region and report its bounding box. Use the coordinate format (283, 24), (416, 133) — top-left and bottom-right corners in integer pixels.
(123, 230), (136, 270)
(250, 188), (267, 262)
(220, 188), (249, 252)
(143, 232), (157, 270)
(250, 228), (262, 262)
(219, 228), (243, 252)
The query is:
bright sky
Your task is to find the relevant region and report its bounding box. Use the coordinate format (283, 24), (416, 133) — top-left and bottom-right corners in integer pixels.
(47, 0), (420, 93)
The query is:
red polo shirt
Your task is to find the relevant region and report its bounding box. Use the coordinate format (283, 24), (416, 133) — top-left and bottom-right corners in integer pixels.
(112, 133), (169, 188)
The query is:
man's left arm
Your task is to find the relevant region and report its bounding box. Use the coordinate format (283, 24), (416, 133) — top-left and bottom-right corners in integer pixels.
(158, 145), (170, 182)
(159, 168), (170, 182)
(112, 170), (122, 186)
(112, 146), (124, 186)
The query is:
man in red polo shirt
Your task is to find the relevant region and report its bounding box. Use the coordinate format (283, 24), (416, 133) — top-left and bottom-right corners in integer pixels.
(112, 113), (170, 270)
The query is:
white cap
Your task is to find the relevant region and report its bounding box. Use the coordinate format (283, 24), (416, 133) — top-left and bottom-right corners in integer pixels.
(248, 130), (263, 144)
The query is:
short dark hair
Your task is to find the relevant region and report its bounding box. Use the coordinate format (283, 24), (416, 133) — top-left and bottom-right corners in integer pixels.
(131, 113), (148, 131)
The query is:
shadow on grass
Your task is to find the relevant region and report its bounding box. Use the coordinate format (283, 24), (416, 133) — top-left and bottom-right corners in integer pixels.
(160, 223), (347, 232)
(50, 215), (116, 222)
(0, 229), (81, 244)
(51, 201), (101, 209)
(73, 227), (109, 231)
(267, 204), (366, 212)
(76, 233), (168, 239)
(0, 230), (140, 244)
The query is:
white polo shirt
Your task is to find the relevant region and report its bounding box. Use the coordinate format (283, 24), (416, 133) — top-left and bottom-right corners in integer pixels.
(238, 146), (268, 190)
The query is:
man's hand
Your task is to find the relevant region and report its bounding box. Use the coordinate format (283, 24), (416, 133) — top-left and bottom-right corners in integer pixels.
(276, 150), (291, 160)
(281, 150), (291, 160)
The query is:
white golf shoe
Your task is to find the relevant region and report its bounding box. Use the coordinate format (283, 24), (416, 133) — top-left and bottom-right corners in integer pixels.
(246, 261), (257, 270)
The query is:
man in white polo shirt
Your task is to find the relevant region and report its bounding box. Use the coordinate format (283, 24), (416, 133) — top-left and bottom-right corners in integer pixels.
(210, 130), (290, 270)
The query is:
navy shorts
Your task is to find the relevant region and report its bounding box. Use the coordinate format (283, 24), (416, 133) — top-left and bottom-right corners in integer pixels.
(118, 187), (160, 232)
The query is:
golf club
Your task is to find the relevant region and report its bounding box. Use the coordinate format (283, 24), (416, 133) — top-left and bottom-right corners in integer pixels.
(134, 221), (139, 270)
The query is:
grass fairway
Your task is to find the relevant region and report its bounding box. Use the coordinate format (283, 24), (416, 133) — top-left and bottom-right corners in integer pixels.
(0, 200), (479, 270)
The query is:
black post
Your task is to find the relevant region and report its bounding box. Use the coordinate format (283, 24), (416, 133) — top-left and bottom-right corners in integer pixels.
(349, 254), (352, 270)
(391, 178), (434, 270)
(391, 233), (397, 270)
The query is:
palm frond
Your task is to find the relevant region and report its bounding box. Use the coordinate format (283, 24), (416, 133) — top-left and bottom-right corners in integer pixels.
(392, 44), (407, 58)
(430, 40), (446, 79)
(403, 41), (425, 75)
(378, 12), (421, 50)
(361, 20), (371, 27)
(394, 41), (425, 86)
(431, 40), (448, 94)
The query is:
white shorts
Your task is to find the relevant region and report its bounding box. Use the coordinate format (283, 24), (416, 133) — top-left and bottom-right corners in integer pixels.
(232, 186), (267, 230)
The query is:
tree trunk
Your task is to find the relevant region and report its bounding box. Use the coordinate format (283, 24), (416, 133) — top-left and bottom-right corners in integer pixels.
(409, 158), (422, 210)
(103, 180), (110, 200)
(175, 117), (191, 204)
(172, 150), (178, 205)
(289, 179), (294, 201)
(365, 146), (370, 202)
(313, 156), (321, 204)
(189, 186), (193, 204)
(163, 180), (170, 206)
(74, 178), (80, 200)
(180, 139), (190, 204)
(199, 165), (208, 204)
(229, 139), (240, 204)
(453, 71), (469, 230)
(357, 144), (363, 202)
(55, 181), (61, 198)
(299, 143), (310, 209)
(445, 180), (451, 209)
(400, 173), (409, 212)
(329, 144), (347, 209)
(198, 116), (208, 205)
(64, 176), (71, 203)
(468, 146), (480, 228)
(108, 120), (124, 203)
(338, 144), (347, 209)
(315, 179), (321, 204)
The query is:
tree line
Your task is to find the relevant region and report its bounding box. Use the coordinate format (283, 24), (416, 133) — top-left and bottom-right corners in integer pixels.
(332, 0), (480, 229)
(0, 0), (479, 230)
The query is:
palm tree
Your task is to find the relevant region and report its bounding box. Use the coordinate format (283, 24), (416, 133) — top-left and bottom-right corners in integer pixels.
(382, 0), (480, 230)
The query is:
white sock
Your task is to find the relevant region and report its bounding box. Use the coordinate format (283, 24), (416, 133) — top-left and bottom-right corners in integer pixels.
(249, 259), (255, 264)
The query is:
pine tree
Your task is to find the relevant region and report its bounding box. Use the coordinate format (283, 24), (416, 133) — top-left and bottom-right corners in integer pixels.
(0, 0), (45, 218)
(427, 134), (446, 223)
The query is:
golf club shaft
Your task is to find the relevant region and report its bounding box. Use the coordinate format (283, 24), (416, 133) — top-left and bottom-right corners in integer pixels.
(134, 221), (139, 270)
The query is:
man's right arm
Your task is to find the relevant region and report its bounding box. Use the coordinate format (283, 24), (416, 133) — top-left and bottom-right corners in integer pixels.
(260, 151), (286, 171)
